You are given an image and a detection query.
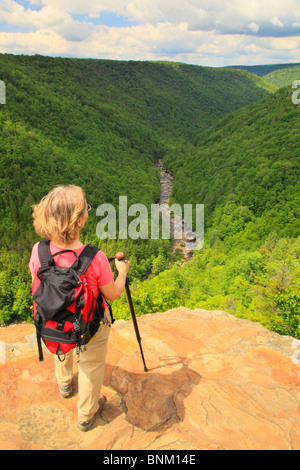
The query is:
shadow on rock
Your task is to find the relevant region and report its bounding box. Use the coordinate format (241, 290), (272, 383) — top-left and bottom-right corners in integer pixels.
(106, 357), (201, 431)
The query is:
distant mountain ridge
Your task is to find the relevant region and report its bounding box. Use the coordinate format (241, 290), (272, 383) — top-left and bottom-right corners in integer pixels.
(225, 62), (300, 77)
(263, 66), (300, 88)
(0, 54), (274, 143)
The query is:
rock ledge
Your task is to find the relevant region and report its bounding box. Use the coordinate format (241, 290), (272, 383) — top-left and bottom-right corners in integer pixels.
(0, 308), (299, 450)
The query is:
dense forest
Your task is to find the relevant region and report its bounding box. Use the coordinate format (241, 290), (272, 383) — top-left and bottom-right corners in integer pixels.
(123, 85), (300, 338)
(0, 53), (298, 338)
(263, 66), (300, 88)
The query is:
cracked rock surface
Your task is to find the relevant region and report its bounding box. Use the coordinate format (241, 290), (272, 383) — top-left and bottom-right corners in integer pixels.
(0, 308), (299, 450)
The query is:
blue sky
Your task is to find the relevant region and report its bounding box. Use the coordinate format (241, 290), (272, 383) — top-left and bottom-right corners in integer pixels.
(71, 11), (139, 28)
(0, 1), (139, 31)
(0, 0), (299, 66)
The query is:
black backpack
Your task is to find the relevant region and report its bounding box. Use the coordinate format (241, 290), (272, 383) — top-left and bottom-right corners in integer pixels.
(33, 240), (112, 362)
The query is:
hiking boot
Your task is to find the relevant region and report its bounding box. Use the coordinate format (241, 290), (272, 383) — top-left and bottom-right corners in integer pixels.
(58, 382), (73, 399)
(78, 395), (107, 432)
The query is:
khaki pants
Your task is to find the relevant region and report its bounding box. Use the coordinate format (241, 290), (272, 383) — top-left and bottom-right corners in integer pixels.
(54, 310), (111, 422)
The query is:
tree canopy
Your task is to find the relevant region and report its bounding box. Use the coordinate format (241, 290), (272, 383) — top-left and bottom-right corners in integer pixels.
(1, 53), (298, 338)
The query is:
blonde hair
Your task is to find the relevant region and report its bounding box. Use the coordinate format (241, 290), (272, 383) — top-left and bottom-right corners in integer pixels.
(32, 185), (87, 244)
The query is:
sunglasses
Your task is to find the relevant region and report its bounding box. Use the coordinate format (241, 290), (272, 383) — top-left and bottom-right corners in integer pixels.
(87, 204), (92, 212)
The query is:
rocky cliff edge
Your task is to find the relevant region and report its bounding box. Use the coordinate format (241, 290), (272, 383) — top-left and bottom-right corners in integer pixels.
(0, 308), (299, 450)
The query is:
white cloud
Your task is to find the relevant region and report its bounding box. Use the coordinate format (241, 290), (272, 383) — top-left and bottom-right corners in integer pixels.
(13, 0), (300, 35)
(271, 16), (284, 28)
(0, 1), (93, 41)
(0, 1), (67, 28)
(0, 29), (69, 55)
(29, 0), (129, 17)
(0, 0), (299, 65)
(248, 22), (259, 33)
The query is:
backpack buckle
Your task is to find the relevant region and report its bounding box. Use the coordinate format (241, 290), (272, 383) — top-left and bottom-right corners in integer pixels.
(73, 319), (82, 334)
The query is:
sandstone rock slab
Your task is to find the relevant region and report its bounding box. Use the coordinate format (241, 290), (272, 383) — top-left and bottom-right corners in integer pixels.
(0, 308), (299, 450)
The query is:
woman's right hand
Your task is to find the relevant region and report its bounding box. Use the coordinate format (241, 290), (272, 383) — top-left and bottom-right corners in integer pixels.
(100, 258), (130, 302)
(115, 258), (130, 275)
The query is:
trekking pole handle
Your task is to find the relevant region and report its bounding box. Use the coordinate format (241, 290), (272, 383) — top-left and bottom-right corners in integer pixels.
(115, 251), (125, 260)
(108, 252), (126, 262)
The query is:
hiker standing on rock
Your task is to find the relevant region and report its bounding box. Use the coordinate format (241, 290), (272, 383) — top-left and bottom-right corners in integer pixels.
(29, 185), (129, 431)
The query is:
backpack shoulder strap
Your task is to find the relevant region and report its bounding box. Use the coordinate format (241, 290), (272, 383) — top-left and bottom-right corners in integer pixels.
(38, 241), (99, 273)
(76, 244), (99, 275)
(37, 240), (53, 267)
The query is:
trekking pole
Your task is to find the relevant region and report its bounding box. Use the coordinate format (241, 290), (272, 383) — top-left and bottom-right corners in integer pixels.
(108, 252), (148, 372)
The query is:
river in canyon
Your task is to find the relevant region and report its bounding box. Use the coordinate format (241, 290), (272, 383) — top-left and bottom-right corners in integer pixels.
(154, 159), (202, 261)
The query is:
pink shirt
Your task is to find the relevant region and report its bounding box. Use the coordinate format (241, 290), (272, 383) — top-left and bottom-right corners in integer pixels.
(29, 241), (114, 309)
